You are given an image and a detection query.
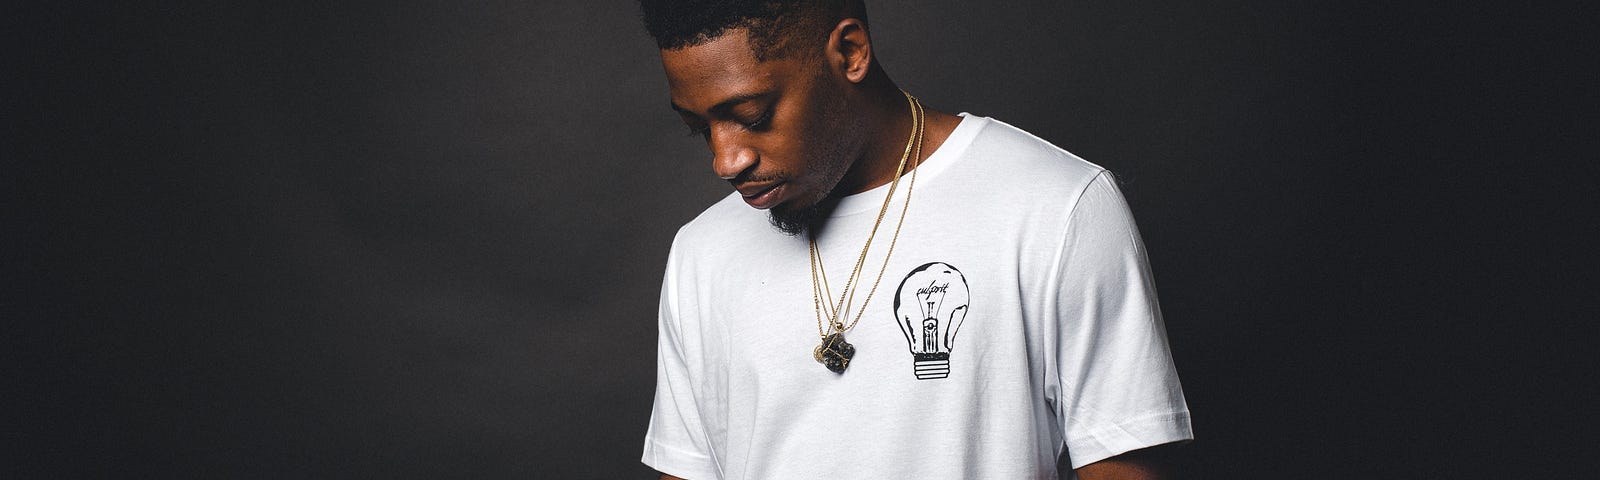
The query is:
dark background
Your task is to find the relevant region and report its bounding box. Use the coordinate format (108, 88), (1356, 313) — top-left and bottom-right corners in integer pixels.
(5, 1), (1596, 478)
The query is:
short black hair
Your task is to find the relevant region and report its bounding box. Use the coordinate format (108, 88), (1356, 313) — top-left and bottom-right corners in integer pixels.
(638, 0), (866, 61)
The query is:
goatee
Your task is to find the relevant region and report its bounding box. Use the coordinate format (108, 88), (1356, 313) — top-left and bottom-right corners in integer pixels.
(768, 197), (838, 236)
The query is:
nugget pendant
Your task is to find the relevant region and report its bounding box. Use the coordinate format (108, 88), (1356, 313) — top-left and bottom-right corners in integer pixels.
(813, 332), (855, 373)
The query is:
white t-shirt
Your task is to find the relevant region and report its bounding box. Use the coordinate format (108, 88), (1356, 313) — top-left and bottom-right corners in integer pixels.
(643, 114), (1192, 479)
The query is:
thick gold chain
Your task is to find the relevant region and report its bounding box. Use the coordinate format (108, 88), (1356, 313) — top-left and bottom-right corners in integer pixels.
(811, 91), (926, 338)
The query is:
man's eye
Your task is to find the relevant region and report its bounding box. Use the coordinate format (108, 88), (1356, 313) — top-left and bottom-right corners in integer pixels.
(744, 111), (772, 131)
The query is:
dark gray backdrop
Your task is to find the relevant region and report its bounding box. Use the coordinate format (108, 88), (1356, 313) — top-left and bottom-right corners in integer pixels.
(6, 1), (1596, 478)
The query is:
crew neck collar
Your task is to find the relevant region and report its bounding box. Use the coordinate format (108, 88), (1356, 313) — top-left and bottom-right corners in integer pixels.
(827, 113), (984, 217)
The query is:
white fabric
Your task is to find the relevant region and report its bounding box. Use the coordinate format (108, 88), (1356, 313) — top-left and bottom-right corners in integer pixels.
(643, 114), (1192, 479)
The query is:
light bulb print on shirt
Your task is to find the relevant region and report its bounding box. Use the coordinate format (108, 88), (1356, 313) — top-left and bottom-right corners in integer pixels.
(892, 262), (970, 380)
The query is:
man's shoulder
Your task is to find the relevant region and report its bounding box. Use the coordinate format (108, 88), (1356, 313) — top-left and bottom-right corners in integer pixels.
(958, 115), (1111, 197)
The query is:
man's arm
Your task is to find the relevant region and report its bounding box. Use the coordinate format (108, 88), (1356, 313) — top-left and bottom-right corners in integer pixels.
(659, 474), (684, 480)
(1051, 173), (1193, 477)
(1073, 443), (1184, 480)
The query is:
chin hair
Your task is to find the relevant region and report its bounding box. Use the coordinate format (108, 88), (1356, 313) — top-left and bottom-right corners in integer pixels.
(768, 197), (837, 236)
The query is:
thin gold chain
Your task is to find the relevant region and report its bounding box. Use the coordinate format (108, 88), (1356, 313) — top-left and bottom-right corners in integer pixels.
(812, 92), (924, 334)
(811, 91), (926, 338)
(837, 95), (922, 333)
(813, 95), (924, 333)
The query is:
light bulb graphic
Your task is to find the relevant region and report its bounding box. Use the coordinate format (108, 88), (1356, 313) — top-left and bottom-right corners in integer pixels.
(892, 262), (969, 380)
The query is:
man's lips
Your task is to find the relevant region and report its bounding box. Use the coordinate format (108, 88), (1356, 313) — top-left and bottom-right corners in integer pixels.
(738, 182), (785, 209)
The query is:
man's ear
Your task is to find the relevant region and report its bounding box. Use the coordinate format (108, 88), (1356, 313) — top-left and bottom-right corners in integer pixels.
(826, 18), (872, 83)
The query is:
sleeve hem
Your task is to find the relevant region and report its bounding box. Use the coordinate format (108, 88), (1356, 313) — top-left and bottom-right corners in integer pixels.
(642, 439), (719, 480)
(1065, 410), (1194, 470)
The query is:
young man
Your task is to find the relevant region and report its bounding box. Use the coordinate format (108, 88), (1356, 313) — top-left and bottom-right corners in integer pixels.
(638, 2), (1192, 478)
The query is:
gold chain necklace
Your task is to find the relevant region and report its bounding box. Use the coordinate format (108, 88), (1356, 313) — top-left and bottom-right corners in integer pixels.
(809, 90), (926, 373)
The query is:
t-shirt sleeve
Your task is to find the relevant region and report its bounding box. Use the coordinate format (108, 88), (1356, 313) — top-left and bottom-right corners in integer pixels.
(1050, 171), (1193, 469)
(641, 238), (721, 480)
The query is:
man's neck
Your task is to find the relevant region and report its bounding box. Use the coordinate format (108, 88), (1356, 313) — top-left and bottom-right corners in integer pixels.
(833, 83), (963, 197)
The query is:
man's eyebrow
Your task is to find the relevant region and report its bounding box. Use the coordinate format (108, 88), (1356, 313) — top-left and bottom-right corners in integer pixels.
(669, 92), (773, 117)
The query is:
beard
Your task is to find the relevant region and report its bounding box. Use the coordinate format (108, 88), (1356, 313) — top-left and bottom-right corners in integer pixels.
(765, 129), (856, 236)
(768, 196), (838, 236)
(765, 78), (862, 236)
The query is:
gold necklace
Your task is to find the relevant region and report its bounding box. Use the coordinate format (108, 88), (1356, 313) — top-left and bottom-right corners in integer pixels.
(809, 90), (926, 373)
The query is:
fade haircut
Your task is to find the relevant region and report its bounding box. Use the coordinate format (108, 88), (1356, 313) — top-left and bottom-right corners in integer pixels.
(638, 0), (867, 61)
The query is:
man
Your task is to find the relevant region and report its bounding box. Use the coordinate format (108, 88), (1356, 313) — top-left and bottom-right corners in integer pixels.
(638, 2), (1192, 479)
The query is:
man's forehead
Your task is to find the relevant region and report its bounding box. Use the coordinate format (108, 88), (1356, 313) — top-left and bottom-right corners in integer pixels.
(660, 30), (782, 113)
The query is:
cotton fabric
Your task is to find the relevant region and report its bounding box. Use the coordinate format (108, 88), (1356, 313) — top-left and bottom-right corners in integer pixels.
(643, 114), (1191, 479)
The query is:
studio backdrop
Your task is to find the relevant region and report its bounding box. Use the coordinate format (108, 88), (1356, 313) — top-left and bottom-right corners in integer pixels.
(6, 1), (1593, 478)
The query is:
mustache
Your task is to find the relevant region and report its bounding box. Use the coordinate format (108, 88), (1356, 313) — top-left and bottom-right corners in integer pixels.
(731, 171), (788, 184)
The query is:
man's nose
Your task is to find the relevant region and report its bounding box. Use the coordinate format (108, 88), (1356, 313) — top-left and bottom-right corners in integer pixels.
(709, 127), (756, 180)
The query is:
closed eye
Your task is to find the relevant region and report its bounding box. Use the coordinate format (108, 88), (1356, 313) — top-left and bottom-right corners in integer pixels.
(744, 110), (772, 131)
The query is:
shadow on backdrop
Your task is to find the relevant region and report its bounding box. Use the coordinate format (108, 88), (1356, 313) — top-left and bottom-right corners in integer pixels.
(5, 1), (1594, 478)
